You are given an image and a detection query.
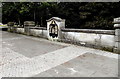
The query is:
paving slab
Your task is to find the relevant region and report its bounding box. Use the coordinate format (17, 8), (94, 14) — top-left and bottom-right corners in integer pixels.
(34, 53), (118, 77)
(2, 32), (66, 58)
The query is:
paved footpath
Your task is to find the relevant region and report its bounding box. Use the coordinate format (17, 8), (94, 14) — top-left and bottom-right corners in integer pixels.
(0, 31), (119, 78)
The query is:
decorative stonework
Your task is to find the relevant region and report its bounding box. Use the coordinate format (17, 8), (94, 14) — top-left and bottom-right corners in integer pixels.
(114, 17), (120, 53)
(46, 17), (65, 41)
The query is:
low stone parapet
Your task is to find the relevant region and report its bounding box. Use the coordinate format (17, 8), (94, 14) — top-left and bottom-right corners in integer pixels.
(61, 28), (115, 35)
(29, 27), (47, 30)
(60, 29), (115, 52)
(29, 27), (48, 38)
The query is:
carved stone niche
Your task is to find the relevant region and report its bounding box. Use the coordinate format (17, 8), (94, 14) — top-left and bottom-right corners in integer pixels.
(46, 17), (65, 41)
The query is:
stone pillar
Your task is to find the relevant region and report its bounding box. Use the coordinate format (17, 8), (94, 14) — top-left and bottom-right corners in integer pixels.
(7, 22), (15, 32)
(114, 17), (120, 54)
(24, 21), (35, 35)
(46, 17), (65, 41)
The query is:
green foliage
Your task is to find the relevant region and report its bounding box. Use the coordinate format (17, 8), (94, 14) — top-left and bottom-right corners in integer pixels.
(2, 2), (120, 30)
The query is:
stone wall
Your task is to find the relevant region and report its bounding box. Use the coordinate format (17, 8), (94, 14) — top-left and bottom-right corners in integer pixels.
(16, 27), (25, 34)
(9, 26), (116, 52)
(15, 27), (48, 39)
(8, 26), (116, 52)
(60, 29), (115, 52)
(29, 27), (48, 38)
(7, 17), (120, 53)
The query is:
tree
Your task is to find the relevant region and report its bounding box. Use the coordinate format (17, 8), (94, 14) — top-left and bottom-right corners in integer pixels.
(2, 2), (120, 29)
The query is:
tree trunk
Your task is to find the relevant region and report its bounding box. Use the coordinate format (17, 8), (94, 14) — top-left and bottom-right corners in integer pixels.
(34, 10), (36, 23)
(18, 18), (21, 26)
(41, 17), (43, 27)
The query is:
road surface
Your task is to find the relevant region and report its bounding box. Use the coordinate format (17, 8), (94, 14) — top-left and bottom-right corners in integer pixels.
(0, 31), (119, 78)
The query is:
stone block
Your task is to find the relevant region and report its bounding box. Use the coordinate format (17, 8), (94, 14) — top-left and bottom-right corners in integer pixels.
(115, 36), (120, 42)
(115, 42), (120, 48)
(101, 35), (115, 47)
(114, 47), (120, 54)
(114, 17), (120, 24)
(36, 30), (42, 36)
(115, 29), (120, 36)
(74, 32), (97, 44)
(24, 21), (35, 26)
(114, 24), (120, 28)
(65, 32), (75, 41)
(118, 42), (120, 49)
(43, 30), (48, 38)
(16, 28), (24, 34)
(114, 41), (120, 53)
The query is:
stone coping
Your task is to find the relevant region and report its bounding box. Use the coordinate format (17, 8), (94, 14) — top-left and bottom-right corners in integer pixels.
(61, 28), (115, 35)
(113, 17), (120, 27)
(113, 21), (120, 24)
(14, 26), (23, 28)
(29, 27), (47, 30)
(14, 27), (47, 30)
(113, 17), (120, 23)
(46, 17), (65, 22)
(114, 24), (120, 28)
